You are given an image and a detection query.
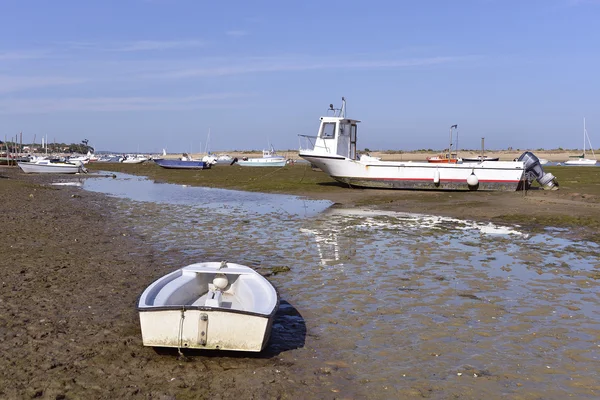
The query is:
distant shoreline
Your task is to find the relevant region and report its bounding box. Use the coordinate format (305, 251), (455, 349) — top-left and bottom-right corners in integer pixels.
(160, 149), (592, 163)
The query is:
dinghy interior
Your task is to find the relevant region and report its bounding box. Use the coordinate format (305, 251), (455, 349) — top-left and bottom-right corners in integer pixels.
(138, 261), (279, 352)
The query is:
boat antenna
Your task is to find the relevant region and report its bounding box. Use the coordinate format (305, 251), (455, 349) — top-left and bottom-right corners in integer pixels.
(327, 97), (346, 118)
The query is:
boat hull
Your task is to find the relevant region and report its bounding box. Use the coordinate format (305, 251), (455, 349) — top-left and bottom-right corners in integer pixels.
(153, 159), (211, 169)
(300, 154), (525, 191)
(139, 308), (273, 352)
(138, 262), (278, 352)
(237, 158), (287, 167)
(17, 161), (84, 174)
(426, 159), (460, 164)
(461, 157), (500, 162)
(564, 158), (597, 165)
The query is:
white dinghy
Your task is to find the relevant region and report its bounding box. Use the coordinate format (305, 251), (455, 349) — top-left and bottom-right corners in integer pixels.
(138, 261), (279, 352)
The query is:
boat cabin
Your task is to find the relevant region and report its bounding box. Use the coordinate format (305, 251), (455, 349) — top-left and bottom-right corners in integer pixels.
(304, 98), (361, 160)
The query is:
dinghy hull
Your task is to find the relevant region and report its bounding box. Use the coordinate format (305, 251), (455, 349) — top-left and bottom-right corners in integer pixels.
(137, 262), (279, 352)
(139, 309), (273, 352)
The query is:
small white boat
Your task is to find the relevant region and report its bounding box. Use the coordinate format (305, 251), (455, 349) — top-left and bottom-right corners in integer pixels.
(564, 118), (597, 166)
(236, 146), (287, 167)
(138, 261), (279, 352)
(17, 159), (87, 174)
(299, 97), (559, 191)
(214, 154), (235, 164)
(67, 154), (90, 165)
(122, 154), (148, 164)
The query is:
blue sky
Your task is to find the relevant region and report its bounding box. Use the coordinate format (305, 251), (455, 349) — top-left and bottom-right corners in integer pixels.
(1, 0), (599, 153)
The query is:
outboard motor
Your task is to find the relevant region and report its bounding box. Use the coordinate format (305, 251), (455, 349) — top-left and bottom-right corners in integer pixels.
(518, 151), (559, 190)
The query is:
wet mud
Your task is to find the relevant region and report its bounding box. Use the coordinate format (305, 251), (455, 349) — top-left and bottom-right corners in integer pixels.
(1, 166), (599, 400)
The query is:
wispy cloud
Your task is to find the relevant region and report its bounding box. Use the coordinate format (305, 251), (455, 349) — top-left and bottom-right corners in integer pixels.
(146, 55), (466, 79)
(110, 39), (206, 52)
(0, 93), (250, 114)
(0, 75), (86, 94)
(0, 50), (50, 61)
(226, 30), (248, 37)
(567, 0), (600, 5)
(47, 39), (206, 53)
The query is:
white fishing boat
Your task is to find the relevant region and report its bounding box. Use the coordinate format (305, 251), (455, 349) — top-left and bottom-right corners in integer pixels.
(138, 261), (279, 352)
(564, 118), (597, 165)
(299, 97), (558, 191)
(17, 159), (87, 174)
(236, 146), (287, 167)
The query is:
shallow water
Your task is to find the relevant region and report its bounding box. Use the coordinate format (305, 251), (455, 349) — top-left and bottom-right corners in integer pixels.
(82, 172), (600, 399)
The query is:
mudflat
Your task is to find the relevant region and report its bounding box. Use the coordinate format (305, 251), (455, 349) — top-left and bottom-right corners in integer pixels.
(0, 167), (341, 399)
(1, 163), (599, 399)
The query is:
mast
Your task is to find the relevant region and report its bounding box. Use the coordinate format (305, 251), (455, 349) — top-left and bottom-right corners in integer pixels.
(449, 126), (452, 158)
(583, 117), (587, 158)
(204, 128), (210, 154)
(584, 117), (597, 160)
(449, 124), (458, 159)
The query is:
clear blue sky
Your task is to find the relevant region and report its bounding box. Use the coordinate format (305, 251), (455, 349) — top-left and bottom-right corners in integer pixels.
(1, 0), (599, 153)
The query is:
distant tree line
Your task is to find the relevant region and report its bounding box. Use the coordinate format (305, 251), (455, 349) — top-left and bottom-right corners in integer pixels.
(0, 139), (94, 154)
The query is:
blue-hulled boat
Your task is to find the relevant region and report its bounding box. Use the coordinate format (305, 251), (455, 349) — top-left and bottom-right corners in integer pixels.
(153, 158), (211, 170)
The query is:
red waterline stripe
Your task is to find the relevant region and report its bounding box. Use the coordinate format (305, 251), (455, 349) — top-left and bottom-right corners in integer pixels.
(349, 177), (520, 183)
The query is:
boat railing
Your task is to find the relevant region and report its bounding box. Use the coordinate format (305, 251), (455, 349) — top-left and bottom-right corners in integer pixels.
(298, 134), (330, 153)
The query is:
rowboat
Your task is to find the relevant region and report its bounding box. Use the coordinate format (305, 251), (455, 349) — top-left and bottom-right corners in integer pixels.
(137, 261), (279, 352)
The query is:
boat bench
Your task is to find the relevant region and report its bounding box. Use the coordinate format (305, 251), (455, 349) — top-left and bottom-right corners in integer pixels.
(153, 273), (201, 306)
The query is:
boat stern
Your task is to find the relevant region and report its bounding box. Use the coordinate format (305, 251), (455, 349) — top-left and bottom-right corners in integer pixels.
(139, 309), (273, 352)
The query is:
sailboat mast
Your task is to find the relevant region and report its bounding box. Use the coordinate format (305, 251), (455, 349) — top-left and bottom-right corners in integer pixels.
(584, 117), (586, 156)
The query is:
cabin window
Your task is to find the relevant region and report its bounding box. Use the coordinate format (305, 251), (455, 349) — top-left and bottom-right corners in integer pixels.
(320, 122), (336, 139)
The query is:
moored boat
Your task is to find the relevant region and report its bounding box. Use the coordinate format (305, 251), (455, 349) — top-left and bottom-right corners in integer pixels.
(298, 97), (558, 191)
(564, 118), (597, 165)
(121, 154), (148, 164)
(462, 156), (500, 162)
(235, 146), (287, 167)
(461, 138), (499, 162)
(137, 261), (279, 352)
(427, 125), (461, 163)
(426, 154), (461, 163)
(17, 159), (87, 174)
(153, 157), (211, 169)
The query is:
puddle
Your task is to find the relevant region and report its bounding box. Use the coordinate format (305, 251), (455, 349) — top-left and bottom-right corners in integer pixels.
(81, 172), (600, 398)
